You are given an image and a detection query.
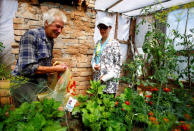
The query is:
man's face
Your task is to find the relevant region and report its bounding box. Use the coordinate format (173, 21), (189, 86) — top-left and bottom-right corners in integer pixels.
(45, 16), (64, 39)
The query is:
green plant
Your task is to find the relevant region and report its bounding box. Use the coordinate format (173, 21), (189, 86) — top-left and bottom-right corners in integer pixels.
(0, 98), (67, 131)
(173, 27), (194, 89)
(0, 42), (4, 52)
(0, 64), (11, 80)
(73, 81), (126, 131)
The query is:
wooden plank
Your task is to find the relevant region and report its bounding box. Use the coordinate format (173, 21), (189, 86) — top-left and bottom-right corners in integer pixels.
(114, 13), (119, 39)
(129, 17), (136, 44)
(117, 40), (129, 44)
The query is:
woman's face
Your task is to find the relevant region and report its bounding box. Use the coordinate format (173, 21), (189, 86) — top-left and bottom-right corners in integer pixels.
(98, 24), (111, 38)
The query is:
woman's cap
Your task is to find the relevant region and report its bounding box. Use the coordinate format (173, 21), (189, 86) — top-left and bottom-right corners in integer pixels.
(97, 17), (112, 27)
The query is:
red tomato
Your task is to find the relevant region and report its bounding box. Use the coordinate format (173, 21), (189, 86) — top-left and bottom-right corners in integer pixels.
(148, 112), (154, 116)
(163, 88), (171, 93)
(115, 101), (118, 106)
(125, 101), (130, 105)
(149, 101), (153, 105)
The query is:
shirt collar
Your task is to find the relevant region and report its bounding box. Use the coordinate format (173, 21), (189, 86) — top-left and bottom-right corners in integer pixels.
(39, 26), (54, 43)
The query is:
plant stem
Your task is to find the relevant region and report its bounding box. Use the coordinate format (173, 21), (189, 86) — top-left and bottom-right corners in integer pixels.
(184, 8), (191, 88)
(156, 84), (162, 117)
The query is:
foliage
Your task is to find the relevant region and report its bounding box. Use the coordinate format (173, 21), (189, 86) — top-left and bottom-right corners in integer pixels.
(0, 64), (11, 80)
(72, 81), (126, 131)
(71, 81), (194, 131)
(172, 28), (194, 88)
(0, 99), (67, 131)
(119, 3), (193, 131)
(0, 42), (4, 52)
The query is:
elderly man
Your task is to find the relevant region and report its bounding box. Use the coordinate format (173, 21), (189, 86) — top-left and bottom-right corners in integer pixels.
(12, 9), (67, 106)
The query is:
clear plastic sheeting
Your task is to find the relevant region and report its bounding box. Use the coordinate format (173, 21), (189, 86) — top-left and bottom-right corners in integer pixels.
(135, 16), (153, 48)
(117, 15), (130, 41)
(120, 43), (128, 63)
(93, 11), (116, 43)
(0, 0), (18, 66)
(95, 0), (119, 11)
(109, 0), (167, 13)
(166, 7), (194, 50)
(124, 0), (194, 16)
(95, 0), (194, 17)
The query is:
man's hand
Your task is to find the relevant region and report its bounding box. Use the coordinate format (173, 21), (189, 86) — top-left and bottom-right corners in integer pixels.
(53, 65), (67, 72)
(94, 64), (100, 71)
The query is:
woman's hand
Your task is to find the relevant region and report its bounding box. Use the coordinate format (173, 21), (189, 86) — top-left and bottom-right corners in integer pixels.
(94, 64), (100, 71)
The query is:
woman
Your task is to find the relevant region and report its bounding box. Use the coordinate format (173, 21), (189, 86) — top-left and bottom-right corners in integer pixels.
(91, 17), (122, 95)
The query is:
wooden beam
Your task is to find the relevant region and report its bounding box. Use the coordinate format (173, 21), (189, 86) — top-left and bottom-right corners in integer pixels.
(114, 13), (119, 39)
(129, 18), (136, 44)
(31, 0), (39, 5)
(105, 0), (123, 11)
(117, 40), (129, 44)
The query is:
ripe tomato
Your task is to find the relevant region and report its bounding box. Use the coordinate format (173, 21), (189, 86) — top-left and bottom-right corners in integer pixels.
(163, 88), (171, 93)
(148, 112), (154, 116)
(115, 101), (119, 106)
(125, 101), (130, 105)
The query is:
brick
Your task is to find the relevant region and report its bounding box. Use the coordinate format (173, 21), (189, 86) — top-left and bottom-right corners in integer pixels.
(11, 42), (19, 48)
(79, 48), (88, 55)
(78, 36), (86, 40)
(63, 39), (78, 45)
(79, 81), (90, 86)
(79, 72), (92, 77)
(53, 49), (63, 58)
(54, 39), (65, 49)
(65, 48), (79, 55)
(31, 0), (39, 5)
(28, 20), (41, 26)
(87, 49), (94, 55)
(14, 24), (29, 30)
(77, 55), (89, 63)
(79, 89), (88, 95)
(29, 25), (40, 29)
(72, 72), (80, 77)
(73, 77), (90, 82)
(74, 11), (85, 16)
(77, 63), (91, 68)
(11, 49), (19, 54)
(71, 68), (92, 72)
(40, 5), (49, 13)
(76, 86), (88, 90)
(13, 18), (24, 24)
(14, 30), (26, 36)
(15, 36), (21, 42)
(60, 34), (71, 39)
(22, 11), (39, 20)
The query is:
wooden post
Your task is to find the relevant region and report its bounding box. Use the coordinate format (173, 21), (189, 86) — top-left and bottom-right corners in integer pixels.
(114, 13), (119, 39)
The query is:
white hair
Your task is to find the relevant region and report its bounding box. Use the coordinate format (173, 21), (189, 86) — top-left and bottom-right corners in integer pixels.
(43, 8), (67, 25)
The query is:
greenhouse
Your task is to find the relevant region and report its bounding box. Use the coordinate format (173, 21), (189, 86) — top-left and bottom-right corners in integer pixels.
(0, 0), (193, 130)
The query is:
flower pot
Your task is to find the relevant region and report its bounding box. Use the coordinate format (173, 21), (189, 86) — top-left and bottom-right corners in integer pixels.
(0, 80), (13, 105)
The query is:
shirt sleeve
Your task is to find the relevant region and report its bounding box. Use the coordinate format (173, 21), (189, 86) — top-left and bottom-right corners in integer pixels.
(18, 32), (39, 76)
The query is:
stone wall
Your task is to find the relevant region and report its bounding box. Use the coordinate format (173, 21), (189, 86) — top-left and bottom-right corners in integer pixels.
(11, 0), (96, 95)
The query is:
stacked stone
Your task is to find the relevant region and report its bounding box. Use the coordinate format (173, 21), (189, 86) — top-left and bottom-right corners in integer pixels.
(11, 0), (96, 95)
